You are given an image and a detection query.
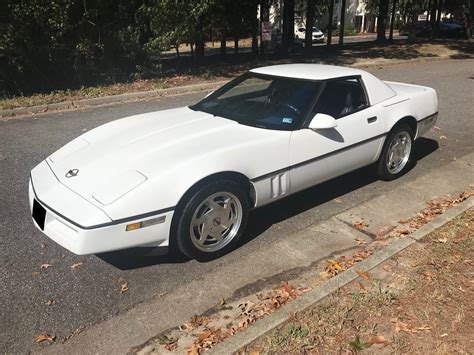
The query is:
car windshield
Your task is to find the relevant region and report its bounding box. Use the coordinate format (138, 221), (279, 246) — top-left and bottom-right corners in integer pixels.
(190, 73), (321, 131)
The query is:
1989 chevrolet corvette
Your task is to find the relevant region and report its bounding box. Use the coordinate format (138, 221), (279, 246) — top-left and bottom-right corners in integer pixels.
(29, 64), (438, 259)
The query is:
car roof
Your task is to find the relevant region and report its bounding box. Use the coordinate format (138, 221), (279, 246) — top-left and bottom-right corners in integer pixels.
(250, 64), (396, 105)
(250, 64), (365, 81)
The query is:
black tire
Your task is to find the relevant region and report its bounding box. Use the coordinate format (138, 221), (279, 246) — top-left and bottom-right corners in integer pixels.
(376, 124), (415, 181)
(174, 180), (249, 261)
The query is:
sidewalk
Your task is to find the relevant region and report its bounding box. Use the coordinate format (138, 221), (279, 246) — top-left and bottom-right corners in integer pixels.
(39, 152), (473, 354)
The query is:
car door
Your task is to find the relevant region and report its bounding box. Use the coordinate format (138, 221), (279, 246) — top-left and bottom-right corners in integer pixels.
(289, 77), (385, 193)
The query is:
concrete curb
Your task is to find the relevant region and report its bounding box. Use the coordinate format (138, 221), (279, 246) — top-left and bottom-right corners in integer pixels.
(208, 198), (474, 355)
(0, 56), (457, 119)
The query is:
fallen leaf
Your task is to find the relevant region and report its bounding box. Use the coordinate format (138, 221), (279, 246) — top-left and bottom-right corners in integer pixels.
(197, 330), (212, 342)
(219, 298), (226, 305)
(353, 220), (369, 229)
(357, 282), (367, 293)
(164, 342), (177, 351)
(356, 270), (371, 280)
(433, 126), (442, 131)
(354, 237), (367, 245)
(438, 237), (448, 244)
(439, 135), (448, 140)
(440, 333), (448, 337)
(119, 281), (129, 294)
(187, 344), (199, 355)
(368, 335), (389, 345)
(40, 242), (46, 248)
(415, 325), (431, 332)
(40, 264), (52, 269)
(34, 334), (55, 343)
(70, 263), (82, 269)
(46, 299), (56, 306)
(333, 198), (343, 203)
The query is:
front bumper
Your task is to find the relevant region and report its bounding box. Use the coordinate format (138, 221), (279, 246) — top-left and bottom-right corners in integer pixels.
(29, 162), (173, 255)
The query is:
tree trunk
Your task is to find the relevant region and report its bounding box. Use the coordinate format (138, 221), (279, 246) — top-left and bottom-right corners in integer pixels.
(220, 30), (227, 59)
(327, 0), (334, 47)
(426, 0), (431, 23)
(376, 0), (390, 42)
(234, 38), (239, 55)
(260, 0), (270, 54)
(430, 0), (438, 38)
(251, 2), (258, 56)
(288, 0), (295, 48)
(282, 0), (294, 55)
(339, 0), (347, 46)
(195, 39), (205, 60)
(435, 0), (443, 38)
(389, 0), (397, 40)
(305, 0), (316, 52)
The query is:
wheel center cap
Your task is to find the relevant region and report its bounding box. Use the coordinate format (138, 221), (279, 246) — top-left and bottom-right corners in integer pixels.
(213, 217), (221, 226)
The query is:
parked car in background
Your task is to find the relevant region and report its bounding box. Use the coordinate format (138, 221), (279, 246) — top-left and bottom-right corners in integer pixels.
(400, 21), (465, 38)
(295, 27), (325, 43)
(29, 64), (438, 260)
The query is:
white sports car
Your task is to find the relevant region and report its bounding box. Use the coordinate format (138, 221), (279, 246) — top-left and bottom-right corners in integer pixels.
(29, 64), (438, 260)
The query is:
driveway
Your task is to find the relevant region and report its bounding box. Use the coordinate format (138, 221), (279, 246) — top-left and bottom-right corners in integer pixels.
(0, 59), (473, 353)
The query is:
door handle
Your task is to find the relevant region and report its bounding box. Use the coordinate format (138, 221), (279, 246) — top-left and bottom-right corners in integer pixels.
(367, 116), (377, 123)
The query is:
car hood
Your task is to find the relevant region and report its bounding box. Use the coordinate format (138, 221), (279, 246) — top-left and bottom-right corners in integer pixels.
(46, 107), (278, 207)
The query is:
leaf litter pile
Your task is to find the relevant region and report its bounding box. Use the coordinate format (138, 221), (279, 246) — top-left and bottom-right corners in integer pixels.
(137, 192), (472, 354)
(247, 208), (473, 354)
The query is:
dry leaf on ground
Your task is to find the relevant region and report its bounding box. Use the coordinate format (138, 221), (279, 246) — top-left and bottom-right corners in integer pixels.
(368, 334), (390, 345)
(70, 262), (82, 269)
(40, 264), (52, 269)
(46, 299), (56, 306)
(34, 334), (55, 343)
(119, 281), (129, 294)
(353, 220), (369, 229)
(356, 270), (371, 280)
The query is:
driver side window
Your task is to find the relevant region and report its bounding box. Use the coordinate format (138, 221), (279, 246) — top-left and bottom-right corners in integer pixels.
(313, 78), (368, 119)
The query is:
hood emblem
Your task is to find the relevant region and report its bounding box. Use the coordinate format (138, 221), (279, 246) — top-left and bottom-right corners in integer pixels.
(65, 169), (79, 178)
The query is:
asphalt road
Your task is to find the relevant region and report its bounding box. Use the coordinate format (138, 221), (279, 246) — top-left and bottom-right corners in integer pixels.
(1, 59), (473, 353)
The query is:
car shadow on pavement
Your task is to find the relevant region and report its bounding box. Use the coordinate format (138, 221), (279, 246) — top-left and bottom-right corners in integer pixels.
(98, 137), (438, 270)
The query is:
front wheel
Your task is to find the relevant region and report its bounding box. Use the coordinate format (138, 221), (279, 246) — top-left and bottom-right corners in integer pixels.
(174, 180), (249, 260)
(376, 125), (414, 181)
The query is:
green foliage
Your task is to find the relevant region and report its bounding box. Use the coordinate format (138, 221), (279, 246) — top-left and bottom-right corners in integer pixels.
(349, 335), (371, 351)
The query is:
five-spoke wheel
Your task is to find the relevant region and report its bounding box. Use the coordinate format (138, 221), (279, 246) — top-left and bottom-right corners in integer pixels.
(174, 180), (249, 260)
(377, 124), (414, 180)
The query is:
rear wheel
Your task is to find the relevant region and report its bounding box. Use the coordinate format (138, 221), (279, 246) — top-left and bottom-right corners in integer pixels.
(377, 125), (414, 181)
(175, 180), (249, 260)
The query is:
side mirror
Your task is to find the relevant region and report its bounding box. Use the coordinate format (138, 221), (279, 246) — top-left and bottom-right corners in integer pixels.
(205, 91), (214, 98)
(308, 113), (337, 130)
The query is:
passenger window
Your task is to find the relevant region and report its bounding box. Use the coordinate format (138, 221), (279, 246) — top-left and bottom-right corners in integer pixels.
(313, 78), (368, 119)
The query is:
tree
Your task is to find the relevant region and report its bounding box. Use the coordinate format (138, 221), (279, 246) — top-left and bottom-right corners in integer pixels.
(327, 0), (335, 46)
(377, 0), (390, 41)
(389, 0), (398, 40)
(339, 0), (347, 46)
(282, 0), (295, 55)
(305, 0), (316, 51)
